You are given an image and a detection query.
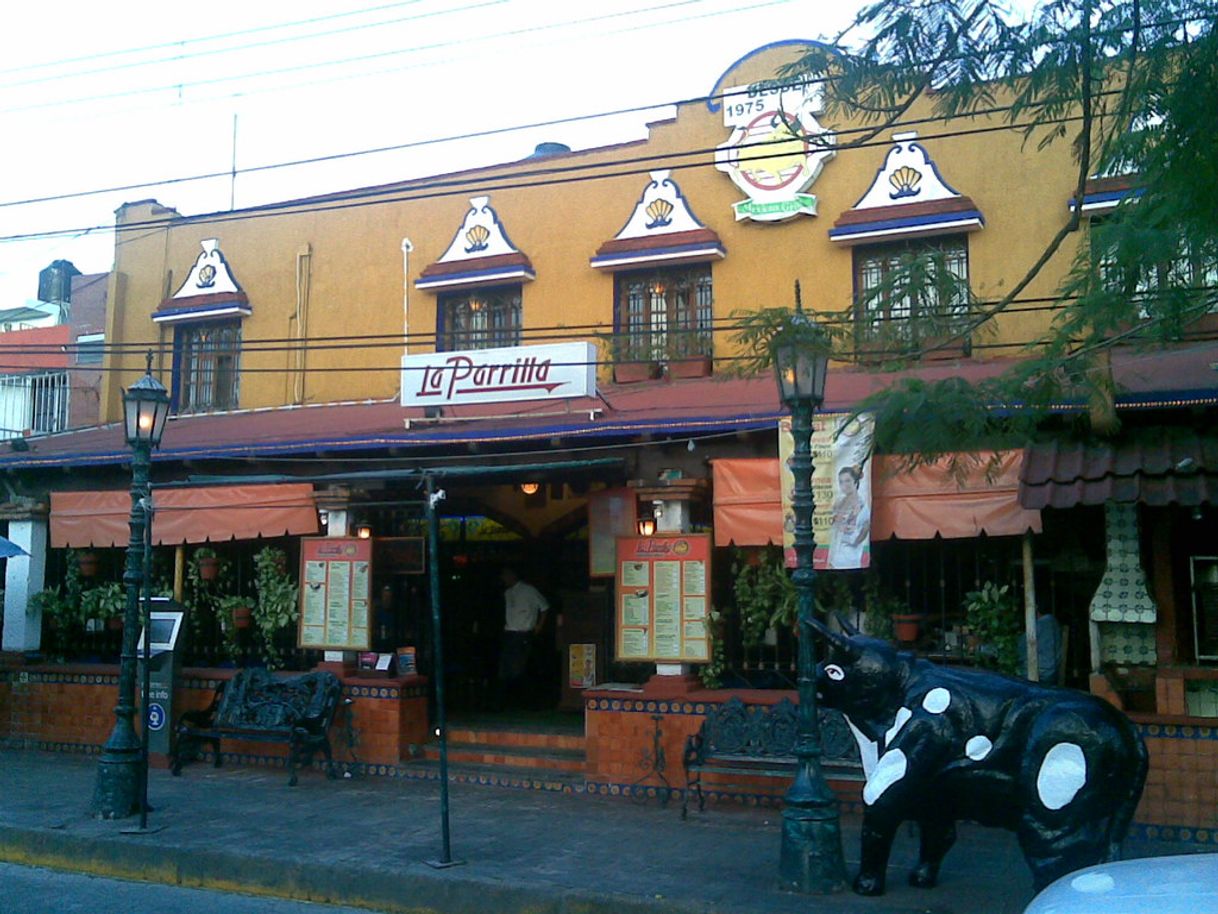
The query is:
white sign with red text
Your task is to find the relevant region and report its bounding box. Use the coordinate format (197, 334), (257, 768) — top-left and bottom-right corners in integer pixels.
(400, 342), (597, 408)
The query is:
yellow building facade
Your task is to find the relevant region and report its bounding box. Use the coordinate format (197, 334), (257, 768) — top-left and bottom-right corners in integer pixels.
(99, 41), (1082, 421)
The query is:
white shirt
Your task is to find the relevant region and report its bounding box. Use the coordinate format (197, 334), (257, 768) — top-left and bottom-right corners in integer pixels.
(504, 580), (548, 632)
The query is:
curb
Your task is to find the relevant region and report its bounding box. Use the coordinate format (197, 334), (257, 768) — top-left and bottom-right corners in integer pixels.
(0, 824), (707, 914)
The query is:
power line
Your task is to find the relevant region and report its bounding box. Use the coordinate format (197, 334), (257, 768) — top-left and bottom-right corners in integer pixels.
(0, 81), (1128, 212)
(0, 1), (496, 90)
(0, 108), (1110, 246)
(0, 0), (763, 117)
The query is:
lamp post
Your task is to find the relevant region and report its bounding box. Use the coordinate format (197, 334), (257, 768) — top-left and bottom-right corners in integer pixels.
(92, 354), (170, 819)
(771, 299), (847, 894)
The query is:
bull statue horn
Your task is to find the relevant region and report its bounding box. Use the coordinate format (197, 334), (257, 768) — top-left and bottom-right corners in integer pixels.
(806, 615), (856, 652)
(834, 612), (860, 637)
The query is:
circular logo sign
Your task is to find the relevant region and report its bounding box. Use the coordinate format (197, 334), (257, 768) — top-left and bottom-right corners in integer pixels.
(146, 702), (166, 731)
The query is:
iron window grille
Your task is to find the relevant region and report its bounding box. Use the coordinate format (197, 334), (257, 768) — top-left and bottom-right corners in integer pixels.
(438, 286), (522, 351)
(852, 237), (971, 347)
(616, 266), (714, 363)
(0, 371), (69, 436)
(174, 321), (241, 414)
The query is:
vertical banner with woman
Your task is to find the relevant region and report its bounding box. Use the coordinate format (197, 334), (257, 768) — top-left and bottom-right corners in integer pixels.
(779, 412), (875, 570)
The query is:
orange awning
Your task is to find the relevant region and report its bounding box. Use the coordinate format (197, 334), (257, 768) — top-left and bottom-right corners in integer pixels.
(712, 451), (1040, 547)
(871, 450), (1041, 540)
(50, 484), (319, 548)
(712, 458), (782, 547)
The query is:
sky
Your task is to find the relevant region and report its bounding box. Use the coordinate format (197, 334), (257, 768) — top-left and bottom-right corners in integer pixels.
(0, 0), (883, 308)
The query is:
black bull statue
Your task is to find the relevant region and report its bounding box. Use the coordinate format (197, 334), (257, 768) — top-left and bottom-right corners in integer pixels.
(810, 618), (1148, 895)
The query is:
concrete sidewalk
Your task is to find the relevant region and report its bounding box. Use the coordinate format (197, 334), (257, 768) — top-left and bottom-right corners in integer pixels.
(0, 750), (1193, 914)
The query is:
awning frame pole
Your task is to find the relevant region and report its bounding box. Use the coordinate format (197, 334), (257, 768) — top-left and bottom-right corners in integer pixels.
(423, 475), (462, 869)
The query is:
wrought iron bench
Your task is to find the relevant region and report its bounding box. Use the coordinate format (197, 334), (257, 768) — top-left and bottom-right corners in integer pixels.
(170, 668), (343, 787)
(681, 696), (861, 818)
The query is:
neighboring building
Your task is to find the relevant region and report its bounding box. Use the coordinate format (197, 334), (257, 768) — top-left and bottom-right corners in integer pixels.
(1, 42), (1215, 842)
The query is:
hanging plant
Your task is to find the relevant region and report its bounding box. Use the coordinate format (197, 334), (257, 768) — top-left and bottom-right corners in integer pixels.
(193, 547), (221, 582)
(75, 550), (100, 578)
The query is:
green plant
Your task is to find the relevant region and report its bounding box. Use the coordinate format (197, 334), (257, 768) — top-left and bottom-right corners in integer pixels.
(215, 594), (251, 664)
(731, 547), (795, 647)
(963, 581), (1022, 675)
(252, 547), (299, 670)
(80, 582), (126, 623)
(699, 608), (728, 689)
(861, 574), (904, 642)
(30, 587), (75, 629)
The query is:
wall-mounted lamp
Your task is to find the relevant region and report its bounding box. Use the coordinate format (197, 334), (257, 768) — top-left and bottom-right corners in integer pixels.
(519, 482), (541, 496)
(356, 524), (372, 540)
(318, 509), (329, 527)
(637, 516), (656, 537)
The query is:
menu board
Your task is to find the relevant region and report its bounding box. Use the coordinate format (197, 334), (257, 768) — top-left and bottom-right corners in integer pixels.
(615, 534), (711, 663)
(298, 537), (373, 651)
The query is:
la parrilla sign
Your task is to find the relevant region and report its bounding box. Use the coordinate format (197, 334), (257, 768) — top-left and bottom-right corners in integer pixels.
(400, 342), (597, 408)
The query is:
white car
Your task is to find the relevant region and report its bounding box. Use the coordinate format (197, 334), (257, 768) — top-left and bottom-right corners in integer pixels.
(1023, 854), (1218, 914)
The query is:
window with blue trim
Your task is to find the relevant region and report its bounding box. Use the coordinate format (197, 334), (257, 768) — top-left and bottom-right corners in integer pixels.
(173, 320), (241, 413)
(615, 265), (713, 363)
(438, 285), (521, 351)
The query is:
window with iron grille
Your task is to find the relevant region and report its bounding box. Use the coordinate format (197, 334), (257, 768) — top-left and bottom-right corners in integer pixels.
(616, 265), (713, 362)
(1095, 231), (1218, 319)
(0, 371), (69, 435)
(853, 237), (970, 343)
(174, 321), (241, 414)
(438, 286), (522, 351)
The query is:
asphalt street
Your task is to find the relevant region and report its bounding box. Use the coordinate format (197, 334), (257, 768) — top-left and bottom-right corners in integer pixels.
(1, 862), (389, 914)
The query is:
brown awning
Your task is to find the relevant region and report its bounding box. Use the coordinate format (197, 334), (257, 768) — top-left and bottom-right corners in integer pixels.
(872, 450), (1041, 539)
(712, 450), (1039, 547)
(50, 484), (319, 548)
(1020, 429), (1218, 509)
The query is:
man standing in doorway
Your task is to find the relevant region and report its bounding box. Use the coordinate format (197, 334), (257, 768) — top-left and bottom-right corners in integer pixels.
(496, 566), (548, 710)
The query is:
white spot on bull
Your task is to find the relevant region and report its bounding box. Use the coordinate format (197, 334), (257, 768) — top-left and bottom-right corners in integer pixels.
(884, 707), (912, 748)
(965, 735), (993, 760)
(844, 715), (878, 779)
(1070, 872), (1115, 894)
(863, 748), (908, 805)
(1037, 742), (1087, 810)
(922, 688), (951, 714)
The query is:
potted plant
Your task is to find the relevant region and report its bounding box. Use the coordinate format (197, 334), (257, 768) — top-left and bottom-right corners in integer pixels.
(80, 582), (126, 632)
(963, 581), (1022, 674)
(606, 333), (662, 384)
(252, 546), (300, 670)
(193, 547), (221, 582)
(664, 329), (714, 379)
(731, 546), (795, 647)
(217, 595), (253, 630)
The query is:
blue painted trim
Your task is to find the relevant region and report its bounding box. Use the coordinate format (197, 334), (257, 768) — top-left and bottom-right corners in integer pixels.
(590, 242), (726, 267)
(152, 300), (251, 322)
(828, 209), (985, 240)
(705, 39), (832, 113)
(416, 265), (535, 289)
(1069, 186), (1145, 209)
(0, 412), (788, 470)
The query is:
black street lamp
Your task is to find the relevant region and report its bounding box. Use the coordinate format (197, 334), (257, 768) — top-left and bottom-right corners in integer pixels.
(92, 354), (170, 819)
(771, 298), (847, 894)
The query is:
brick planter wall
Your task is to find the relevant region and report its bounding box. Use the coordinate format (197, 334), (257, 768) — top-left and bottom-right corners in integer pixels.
(0, 661), (429, 771)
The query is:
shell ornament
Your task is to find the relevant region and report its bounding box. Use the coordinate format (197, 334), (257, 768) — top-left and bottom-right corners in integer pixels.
(645, 197), (674, 229)
(888, 165), (923, 200)
(464, 223), (490, 253)
(197, 263), (217, 288)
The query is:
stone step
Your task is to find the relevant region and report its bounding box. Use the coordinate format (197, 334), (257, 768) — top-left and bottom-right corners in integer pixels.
(446, 726), (584, 752)
(424, 740), (586, 773)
